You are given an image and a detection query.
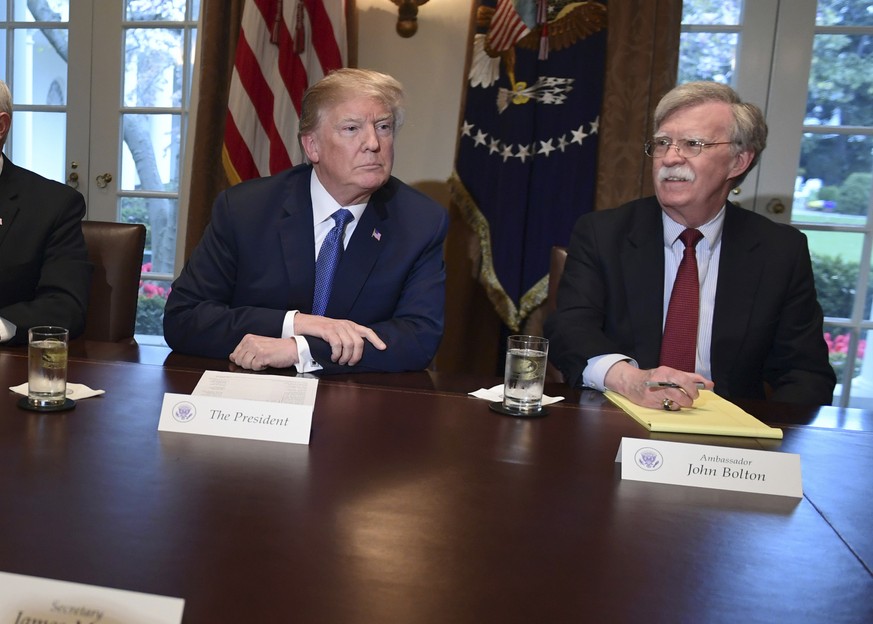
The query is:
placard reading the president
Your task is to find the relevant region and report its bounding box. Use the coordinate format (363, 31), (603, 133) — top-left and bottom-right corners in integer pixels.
(0, 571), (184, 623)
(159, 371), (318, 445)
(616, 437), (802, 498)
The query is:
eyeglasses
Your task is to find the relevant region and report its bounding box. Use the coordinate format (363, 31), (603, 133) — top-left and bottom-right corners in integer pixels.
(644, 137), (735, 159)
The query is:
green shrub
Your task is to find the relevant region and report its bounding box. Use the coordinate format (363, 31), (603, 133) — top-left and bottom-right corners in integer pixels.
(811, 252), (861, 318)
(818, 186), (839, 202)
(135, 294), (167, 336)
(837, 172), (872, 216)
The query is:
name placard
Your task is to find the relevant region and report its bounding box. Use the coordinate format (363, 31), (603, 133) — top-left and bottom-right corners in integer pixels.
(0, 570), (184, 623)
(159, 393), (313, 444)
(615, 437), (802, 498)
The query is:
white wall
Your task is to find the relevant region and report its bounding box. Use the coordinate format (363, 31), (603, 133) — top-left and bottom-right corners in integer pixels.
(355, 0), (470, 188)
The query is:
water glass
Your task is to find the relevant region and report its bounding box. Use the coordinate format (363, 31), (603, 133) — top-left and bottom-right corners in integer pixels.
(28, 326), (69, 407)
(503, 335), (549, 415)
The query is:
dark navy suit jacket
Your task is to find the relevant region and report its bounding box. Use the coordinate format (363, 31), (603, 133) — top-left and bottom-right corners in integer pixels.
(164, 165), (448, 373)
(545, 197), (836, 405)
(0, 158), (91, 344)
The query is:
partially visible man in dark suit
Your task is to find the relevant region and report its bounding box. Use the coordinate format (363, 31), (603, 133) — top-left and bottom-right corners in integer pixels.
(164, 68), (447, 373)
(0, 80), (91, 345)
(545, 81), (835, 408)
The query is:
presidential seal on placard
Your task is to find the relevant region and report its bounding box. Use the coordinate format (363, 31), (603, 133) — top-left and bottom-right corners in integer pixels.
(634, 447), (663, 471)
(172, 401), (197, 423)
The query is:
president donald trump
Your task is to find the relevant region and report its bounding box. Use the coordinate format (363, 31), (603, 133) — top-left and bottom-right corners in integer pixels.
(164, 69), (447, 374)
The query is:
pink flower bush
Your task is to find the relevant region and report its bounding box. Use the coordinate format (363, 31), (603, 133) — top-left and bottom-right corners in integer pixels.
(141, 283), (169, 298)
(824, 332), (866, 358)
(139, 263), (171, 300)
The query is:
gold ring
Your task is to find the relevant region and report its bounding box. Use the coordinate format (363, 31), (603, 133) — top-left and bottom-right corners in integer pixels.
(662, 398), (674, 411)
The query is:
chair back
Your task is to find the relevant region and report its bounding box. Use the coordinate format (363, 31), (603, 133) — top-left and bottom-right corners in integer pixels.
(545, 246), (568, 382)
(547, 246), (568, 314)
(82, 221), (146, 342)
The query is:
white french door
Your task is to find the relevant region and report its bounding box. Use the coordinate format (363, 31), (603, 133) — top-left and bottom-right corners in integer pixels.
(682, 0), (873, 407)
(3, 0), (200, 343)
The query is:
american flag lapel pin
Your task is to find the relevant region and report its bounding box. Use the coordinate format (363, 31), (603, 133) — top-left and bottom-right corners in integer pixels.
(371, 228), (381, 241)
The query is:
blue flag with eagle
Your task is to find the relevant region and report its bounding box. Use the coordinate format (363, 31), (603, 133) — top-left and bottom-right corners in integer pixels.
(450, 0), (608, 331)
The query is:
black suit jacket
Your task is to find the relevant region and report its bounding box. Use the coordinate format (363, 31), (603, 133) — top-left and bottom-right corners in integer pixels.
(0, 158), (92, 344)
(544, 197), (836, 405)
(164, 165), (448, 373)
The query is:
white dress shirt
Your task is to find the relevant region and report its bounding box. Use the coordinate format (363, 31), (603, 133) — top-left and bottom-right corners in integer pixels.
(582, 205), (725, 390)
(281, 170), (367, 372)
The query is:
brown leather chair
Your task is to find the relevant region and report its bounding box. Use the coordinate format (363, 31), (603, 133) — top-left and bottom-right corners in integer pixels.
(547, 246), (568, 315)
(82, 221), (147, 342)
(546, 246), (568, 382)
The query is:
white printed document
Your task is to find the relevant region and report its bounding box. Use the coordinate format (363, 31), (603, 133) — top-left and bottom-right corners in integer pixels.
(192, 370), (319, 405)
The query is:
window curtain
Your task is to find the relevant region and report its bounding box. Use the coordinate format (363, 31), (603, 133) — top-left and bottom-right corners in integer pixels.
(595, 0), (682, 211)
(183, 0), (245, 260)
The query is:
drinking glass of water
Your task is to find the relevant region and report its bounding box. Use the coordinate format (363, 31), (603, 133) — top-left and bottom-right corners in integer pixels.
(28, 326), (69, 408)
(503, 335), (549, 415)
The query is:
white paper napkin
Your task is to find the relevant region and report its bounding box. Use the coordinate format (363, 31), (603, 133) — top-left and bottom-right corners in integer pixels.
(468, 384), (564, 405)
(9, 382), (106, 401)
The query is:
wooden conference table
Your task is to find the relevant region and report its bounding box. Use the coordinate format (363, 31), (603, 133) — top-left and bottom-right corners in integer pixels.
(1, 342), (872, 623)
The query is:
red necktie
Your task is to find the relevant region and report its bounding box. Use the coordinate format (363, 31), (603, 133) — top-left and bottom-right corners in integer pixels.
(659, 228), (703, 372)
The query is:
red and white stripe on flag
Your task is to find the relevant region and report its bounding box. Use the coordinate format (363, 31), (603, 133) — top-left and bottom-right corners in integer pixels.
(487, 0), (530, 52)
(223, 0), (347, 185)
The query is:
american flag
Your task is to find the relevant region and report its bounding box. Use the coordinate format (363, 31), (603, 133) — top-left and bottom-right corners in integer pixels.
(452, 0), (607, 331)
(487, 0), (531, 52)
(223, 0), (347, 184)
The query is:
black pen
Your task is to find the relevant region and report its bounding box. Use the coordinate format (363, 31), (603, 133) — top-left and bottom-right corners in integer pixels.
(645, 381), (706, 389)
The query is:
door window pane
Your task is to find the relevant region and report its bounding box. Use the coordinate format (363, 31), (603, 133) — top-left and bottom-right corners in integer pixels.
(678, 32), (739, 84)
(794, 133), (872, 225)
(16, 0), (69, 21)
(808, 35), (873, 127)
(680, 1), (744, 85)
(121, 113), (181, 192)
(124, 28), (184, 108)
(806, 230), (866, 319)
(824, 324), (862, 381)
(12, 28), (68, 105)
(682, 0), (742, 24)
(10, 111), (65, 180)
(136, 278), (170, 337)
(120, 195), (177, 276)
(125, 0), (188, 21)
(816, 0), (873, 26)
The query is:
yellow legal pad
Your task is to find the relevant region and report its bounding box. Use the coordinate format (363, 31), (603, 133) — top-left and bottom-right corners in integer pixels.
(604, 389), (783, 440)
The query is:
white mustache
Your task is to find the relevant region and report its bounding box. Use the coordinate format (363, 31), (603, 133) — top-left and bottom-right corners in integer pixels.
(658, 165), (696, 182)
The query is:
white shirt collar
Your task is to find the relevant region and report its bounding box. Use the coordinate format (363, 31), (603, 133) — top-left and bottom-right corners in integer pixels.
(662, 204), (726, 248)
(309, 169), (368, 225)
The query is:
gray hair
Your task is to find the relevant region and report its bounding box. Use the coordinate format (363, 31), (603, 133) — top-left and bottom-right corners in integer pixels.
(0, 80), (11, 149)
(654, 81), (767, 185)
(0, 80), (11, 117)
(297, 68), (405, 160)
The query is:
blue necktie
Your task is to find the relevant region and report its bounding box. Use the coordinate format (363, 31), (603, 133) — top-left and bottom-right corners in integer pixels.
(312, 208), (354, 316)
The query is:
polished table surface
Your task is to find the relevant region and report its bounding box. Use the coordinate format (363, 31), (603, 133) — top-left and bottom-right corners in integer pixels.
(1, 343), (872, 623)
